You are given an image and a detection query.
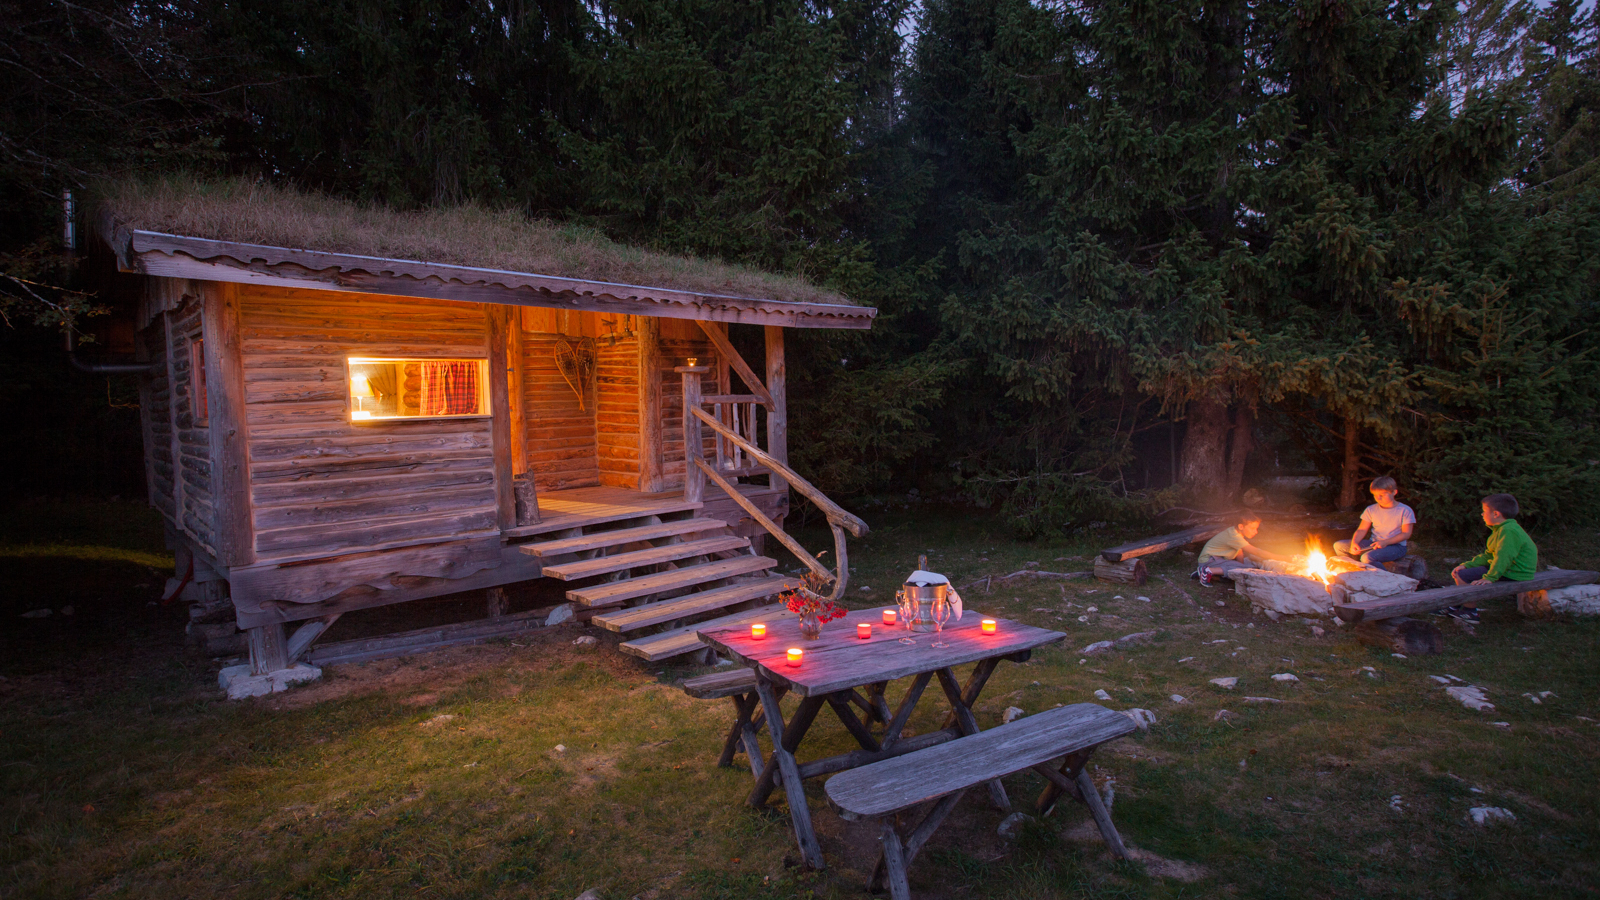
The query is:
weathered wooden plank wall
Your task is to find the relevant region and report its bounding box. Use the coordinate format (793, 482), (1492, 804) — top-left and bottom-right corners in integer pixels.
(168, 296), (217, 556)
(520, 307), (601, 492)
(658, 318), (717, 488)
(238, 286), (498, 559)
(140, 318), (176, 521)
(596, 327), (641, 488)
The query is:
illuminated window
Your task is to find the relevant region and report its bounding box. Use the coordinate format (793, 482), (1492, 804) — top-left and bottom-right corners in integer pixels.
(347, 357), (490, 422)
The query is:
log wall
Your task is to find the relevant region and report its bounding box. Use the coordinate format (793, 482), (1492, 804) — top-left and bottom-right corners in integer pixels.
(140, 320), (175, 521)
(596, 333), (641, 487)
(238, 286), (498, 559)
(520, 308), (601, 492)
(170, 297), (217, 556)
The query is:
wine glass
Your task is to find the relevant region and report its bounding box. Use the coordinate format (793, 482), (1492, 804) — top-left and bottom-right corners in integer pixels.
(930, 595), (952, 648)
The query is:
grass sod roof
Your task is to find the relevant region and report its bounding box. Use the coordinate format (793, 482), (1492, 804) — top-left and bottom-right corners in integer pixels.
(93, 177), (857, 309)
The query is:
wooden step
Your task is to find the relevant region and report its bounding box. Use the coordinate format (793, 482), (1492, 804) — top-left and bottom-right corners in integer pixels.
(519, 518), (731, 558)
(501, 497), (703, 538)
(593, 575), (793, 633)
(542, 536), (752, 581)
(569, 556), (778, 607)
(619, 602), (791, 661)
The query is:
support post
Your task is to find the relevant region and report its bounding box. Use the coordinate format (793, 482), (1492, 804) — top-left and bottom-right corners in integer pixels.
(679, 365), (710, 503)
(637, 317), (664, 492)
(201, 281), (254, 566)
(487, 586), (509, 618)
(765, 325), (788, 466)
(486, 305), (517, 531)
(248, 623), (288, 675)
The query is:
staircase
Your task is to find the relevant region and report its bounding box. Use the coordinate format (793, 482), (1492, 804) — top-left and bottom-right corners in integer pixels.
(516, 504), (794, 661)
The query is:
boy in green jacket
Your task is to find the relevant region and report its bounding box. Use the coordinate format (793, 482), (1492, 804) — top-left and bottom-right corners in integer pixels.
(1439, 493), (1538, 622)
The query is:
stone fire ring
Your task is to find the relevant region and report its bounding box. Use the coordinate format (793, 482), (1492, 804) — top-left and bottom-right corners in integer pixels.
(1233, 562), (1419, 617)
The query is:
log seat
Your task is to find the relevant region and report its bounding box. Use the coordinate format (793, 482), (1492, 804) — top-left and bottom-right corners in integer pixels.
(1334, 568), (1600, 623)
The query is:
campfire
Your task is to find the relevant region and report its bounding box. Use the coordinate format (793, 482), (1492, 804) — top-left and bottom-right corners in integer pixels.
(1235, 536), (1418, 617)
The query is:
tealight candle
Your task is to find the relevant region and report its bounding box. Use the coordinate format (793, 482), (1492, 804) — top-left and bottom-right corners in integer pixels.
(786, 648), (803, 667)
(882, 609), (897, 625)
(751, 623), (766, 639)
(857, 622), (872, 639)
(981, 618), (997, 634)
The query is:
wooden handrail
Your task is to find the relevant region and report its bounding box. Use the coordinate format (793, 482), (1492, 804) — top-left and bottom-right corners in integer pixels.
(695, 457), (836, 586)
(691, 406), (868, 538)
(703, 393), (764, 405)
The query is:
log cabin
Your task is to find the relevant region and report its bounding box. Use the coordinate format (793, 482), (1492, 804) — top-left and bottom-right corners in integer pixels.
(86, 181), (873, 676)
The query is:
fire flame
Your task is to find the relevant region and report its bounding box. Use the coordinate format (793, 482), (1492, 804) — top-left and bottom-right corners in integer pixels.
(1304, 537), (1332, 584)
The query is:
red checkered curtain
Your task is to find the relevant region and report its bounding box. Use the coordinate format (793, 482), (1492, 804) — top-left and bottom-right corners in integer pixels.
(420, 361), (480, 416)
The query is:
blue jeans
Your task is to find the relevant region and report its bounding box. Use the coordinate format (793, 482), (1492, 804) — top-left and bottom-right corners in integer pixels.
(1454, 565), (1489, 585)
(1334, 537), (1408, 565)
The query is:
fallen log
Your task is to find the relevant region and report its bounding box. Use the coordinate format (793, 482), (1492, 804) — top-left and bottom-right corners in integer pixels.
(1094, 557), (1148, 586)
(1100, 525), (1223, 563)
(1333, 569), (1600, 624)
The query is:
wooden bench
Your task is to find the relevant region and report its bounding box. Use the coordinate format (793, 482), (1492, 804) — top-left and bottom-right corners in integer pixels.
(1097, 525), (1224, 585)
(824, 703), (1136, 900)
(1334, 568), (1600, 623)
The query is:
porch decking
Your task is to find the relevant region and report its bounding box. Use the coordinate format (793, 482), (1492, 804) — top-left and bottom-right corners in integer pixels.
(503, 483), (788, 540)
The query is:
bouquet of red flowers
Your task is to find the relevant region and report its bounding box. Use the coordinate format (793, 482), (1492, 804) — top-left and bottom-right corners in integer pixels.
(779, 567), (846, 621)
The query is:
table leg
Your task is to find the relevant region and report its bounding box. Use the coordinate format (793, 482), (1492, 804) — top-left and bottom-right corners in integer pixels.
(877, 819), (913, 900)
(939, 657), (1001, 730)
(827, 694), (881, 752)
(1034, 749), (1089, 816)
(717, 693), (755, 768)
(749, 690), (821, 808)
(1076, 766), (1130, 860)
(869, 681), (893, 723)
(751, 679), (826, 870)
(935, 667), (1010, 811)
(880, 671), (932, 751)
(869, 787), (968, 894)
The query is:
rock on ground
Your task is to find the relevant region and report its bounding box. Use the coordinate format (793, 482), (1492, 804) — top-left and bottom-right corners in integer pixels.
(1233, 569), (1334, 616)
(1082, 640), (1115, 655)
(1334, 569), (1419, 599)
(1003, 706), (1026, 724)
(1547, 584), (1600, 616)
(1445, 685), (1494, 712)
(1209, 677), (1238, 690)
(997, 811), (1032, 838)
(1121, 708), (1157, 730)
(1468, 807), (1516, 826)
(1093, 689), (1113, 701)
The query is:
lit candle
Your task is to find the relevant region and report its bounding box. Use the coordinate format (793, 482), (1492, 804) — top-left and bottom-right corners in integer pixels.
(981, 618), (997, 634)
(786, 648), (803, 667)
(751, 623), (766, 640)
(882, 609), (897, 625)
(857, 622), (872, 639)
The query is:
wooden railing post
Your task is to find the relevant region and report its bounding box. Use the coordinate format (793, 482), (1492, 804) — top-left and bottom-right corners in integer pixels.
(678, 365), (711, 503)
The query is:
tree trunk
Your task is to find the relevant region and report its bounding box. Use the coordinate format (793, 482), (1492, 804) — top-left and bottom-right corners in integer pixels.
(1179, 393), (1232, 508)
(1338, 417), (1360, 511)
(1224, 405), (1255, 500)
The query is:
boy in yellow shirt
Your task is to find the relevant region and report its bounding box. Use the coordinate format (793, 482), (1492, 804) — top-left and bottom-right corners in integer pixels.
(1196, 513), (1292, 585)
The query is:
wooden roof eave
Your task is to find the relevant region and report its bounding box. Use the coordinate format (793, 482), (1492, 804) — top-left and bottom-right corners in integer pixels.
(98, 223), (876, 330)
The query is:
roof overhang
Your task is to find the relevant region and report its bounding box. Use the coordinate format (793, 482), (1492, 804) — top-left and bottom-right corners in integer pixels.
(99, 221), (875, 330)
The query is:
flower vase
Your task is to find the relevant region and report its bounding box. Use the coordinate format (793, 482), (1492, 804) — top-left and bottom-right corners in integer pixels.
(798, 611), (823, 640)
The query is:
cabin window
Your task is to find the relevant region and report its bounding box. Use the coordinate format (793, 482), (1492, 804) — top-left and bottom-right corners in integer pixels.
(346, 357), (491, 422)
(190, 338), (208, 424)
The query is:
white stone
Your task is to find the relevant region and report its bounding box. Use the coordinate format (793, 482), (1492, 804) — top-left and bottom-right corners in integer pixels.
(555, 744), (566, 753)
(1429, 675), (1454, 685)
(1272, 673), (1299, 682)
(1170, 694), (1187, 704)
(1232, 569), (1333, 616)
(1333, 569), (1418, 598)
(1243, 696), (1281, 704)
(574, 889), (604, 900)
(1547, 584), (1600, 616)
(1082, 640), (1115, 655)
(1209, 677), (1238, 690)
(545, 603), (575, 626)
(1467, 807), (1516, 826)
(1002, 706), (1026, 724)
(1136, 596), (1151, 602)
(419, 714), (456, 728)
(1115, 631), (1157, 646)
(1121, 708), (1158, 730)
(572, 635), (598, 646)
(1446, 685), (1494, 712)
(1093, 689), (1113, 701)
(217, 663), (322, 700)
(997, 811), (1033, 839)
(1213, 709), (1236, 721)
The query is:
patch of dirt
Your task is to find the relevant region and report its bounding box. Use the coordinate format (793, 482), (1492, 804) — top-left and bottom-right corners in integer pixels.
(1061, 819), (1208, 882)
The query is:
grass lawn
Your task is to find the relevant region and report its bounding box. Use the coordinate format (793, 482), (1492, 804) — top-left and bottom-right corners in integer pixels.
(2, 498), (1598, 900)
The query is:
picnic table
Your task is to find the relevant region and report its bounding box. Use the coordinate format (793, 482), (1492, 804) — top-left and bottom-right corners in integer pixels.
(698, 607), (1066, 870)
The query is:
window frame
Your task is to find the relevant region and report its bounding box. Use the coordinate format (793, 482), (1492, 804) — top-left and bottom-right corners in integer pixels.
(344, 355), (493, 425)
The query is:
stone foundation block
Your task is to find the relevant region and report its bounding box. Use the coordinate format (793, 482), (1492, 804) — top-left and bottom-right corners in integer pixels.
(1547, 584), (1600, 616)
(218, 662), (322, 700)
